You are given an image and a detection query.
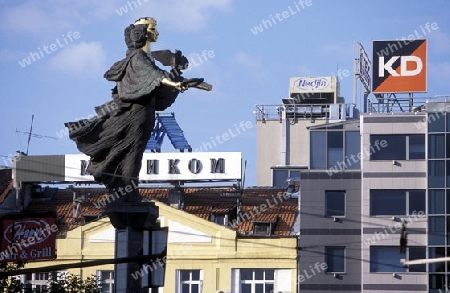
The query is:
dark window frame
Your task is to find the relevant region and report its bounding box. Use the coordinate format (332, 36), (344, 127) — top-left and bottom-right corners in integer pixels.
(370, 134), (425, 160)
(370, 190), (425, 216)
(325, 246), (346, 273)
(325, 190), (346, 218)
(272, 169), (301, 187)
(370, 246), (426, 273)
(310, 130), (361, 170)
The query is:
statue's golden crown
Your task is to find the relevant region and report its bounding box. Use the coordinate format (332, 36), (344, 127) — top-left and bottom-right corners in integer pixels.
(134, 17), (157, 27)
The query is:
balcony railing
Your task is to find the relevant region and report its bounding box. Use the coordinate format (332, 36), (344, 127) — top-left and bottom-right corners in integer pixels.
(367, 95), (450, 114)
(254, 103), (353, 122)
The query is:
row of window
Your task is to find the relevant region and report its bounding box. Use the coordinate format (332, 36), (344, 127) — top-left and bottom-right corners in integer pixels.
(309, 132), (428, 171)
(307, 116), (450, 172)
(21, 269), (288, 293)
(26, 252), (447, 292)
(325, 190), (426, 218)
(324, 246), (427, 274)
(21, 271), (114, 293)
(175, 269), (290, 293)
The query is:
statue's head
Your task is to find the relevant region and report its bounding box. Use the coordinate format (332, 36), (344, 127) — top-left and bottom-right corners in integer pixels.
(135, 17), (159, 43)
(124, 17), (158, 49)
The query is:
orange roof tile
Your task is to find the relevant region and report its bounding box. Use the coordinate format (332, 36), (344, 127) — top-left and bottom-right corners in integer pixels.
(23, 186), (298, 237)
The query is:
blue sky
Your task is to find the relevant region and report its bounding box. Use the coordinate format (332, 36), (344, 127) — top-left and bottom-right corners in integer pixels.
(0, 0), (449, 186)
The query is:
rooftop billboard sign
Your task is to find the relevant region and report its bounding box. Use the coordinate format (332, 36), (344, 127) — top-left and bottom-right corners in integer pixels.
(65, 152), (242, 182)
(358, 42), (371, 92)
(289, 76), (337, 94)
(372, 39), (427, 93)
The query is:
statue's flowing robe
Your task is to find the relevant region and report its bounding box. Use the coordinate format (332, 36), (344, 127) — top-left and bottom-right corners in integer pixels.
(65, 49), (180, 186)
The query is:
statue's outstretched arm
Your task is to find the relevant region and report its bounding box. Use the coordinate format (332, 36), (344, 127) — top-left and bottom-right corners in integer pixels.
(160, 78), (188, 91)
(160, 77), (212, 92)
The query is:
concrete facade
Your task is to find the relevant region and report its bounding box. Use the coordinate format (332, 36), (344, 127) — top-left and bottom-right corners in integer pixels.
(256, 105), (341, 186)
(360, 114), (428, 292)
(299, 172), (361, 292)
(256, 98), (450, 292)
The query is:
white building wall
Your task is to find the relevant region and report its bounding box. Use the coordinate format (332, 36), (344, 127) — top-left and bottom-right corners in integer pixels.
(361, 114), (428, 292)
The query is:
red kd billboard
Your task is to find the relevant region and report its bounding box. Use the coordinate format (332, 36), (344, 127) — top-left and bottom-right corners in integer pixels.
(372, 39), (427, 93)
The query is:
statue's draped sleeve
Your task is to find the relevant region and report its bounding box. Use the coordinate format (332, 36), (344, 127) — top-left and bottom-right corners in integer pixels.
(104, 50), (166, 101)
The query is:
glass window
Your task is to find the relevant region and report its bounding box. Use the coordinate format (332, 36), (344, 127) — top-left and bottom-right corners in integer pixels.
(429, 113), (445, 132)
(429, 190), (446, 214)
(370, 190), (406, 216)
(429, 134), (445, 158)
(408, 135), (425, 159)
(35, 272), (49, 280)
(212, 214), (226, 225)
(311, 131), (326, 169)
(429, 274), (446, 291)
(290, 170), (300, 178)
(327, 132), (343, 168)
(447, 191), (450, 214)
(325, 191), (345, 217)
(429, 160), (445, 188)
(370, 190), (425, 216)
(253, 224), (270, 235)
(409, 190), (426, 215)
(345, 131), (361, 169)
(446, 112), (450, 131)
(370, 246), (406, 272)
(240, 269), (274, 293)
(311, 130), (360, 170)
(429, 247), (446, 273)
(447, 161), (450, 187)
(429, 216), (446, 245)
(23, 272), (58, 292)
(370, 135), (425, 160)
(446, 134), (450, 158)
(370, 135), (406, 160)
(408, 247), (426, 272)
(98, 271), (114, 293)
(273, 169), (288, 187)
(273, 169), (301, 187)
(177, 270), (202, 293)
(325, 247), (345, 273)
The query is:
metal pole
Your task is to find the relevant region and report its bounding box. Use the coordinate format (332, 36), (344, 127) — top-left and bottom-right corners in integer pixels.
(281, 106), (287, 166)
(401, 257), (450, 266)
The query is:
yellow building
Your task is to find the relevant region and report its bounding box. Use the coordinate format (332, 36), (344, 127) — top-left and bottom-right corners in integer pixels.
(18, 187), (299, 293)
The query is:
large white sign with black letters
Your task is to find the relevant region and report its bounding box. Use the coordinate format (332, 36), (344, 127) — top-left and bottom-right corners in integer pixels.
(65, 152), (242, 182)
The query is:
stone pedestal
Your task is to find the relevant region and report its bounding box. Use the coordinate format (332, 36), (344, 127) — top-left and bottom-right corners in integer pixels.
(106, 201), (159, 293)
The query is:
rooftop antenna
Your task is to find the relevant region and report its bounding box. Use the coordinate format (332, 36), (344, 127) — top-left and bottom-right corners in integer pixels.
(26, 115), (34, 155)
(15, 115), (57, 155)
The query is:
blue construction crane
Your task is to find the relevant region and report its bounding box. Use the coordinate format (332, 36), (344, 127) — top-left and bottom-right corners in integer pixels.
(146, 113), (192, 152)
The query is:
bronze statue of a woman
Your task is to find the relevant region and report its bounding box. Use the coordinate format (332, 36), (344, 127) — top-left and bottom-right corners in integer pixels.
(65, 17), (210, 203)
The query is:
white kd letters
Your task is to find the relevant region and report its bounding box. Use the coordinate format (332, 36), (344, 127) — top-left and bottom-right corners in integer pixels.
(378, 56), (423, 77)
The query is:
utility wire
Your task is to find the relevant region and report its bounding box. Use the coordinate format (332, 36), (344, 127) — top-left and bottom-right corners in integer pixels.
(0, 253), (165, 278)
